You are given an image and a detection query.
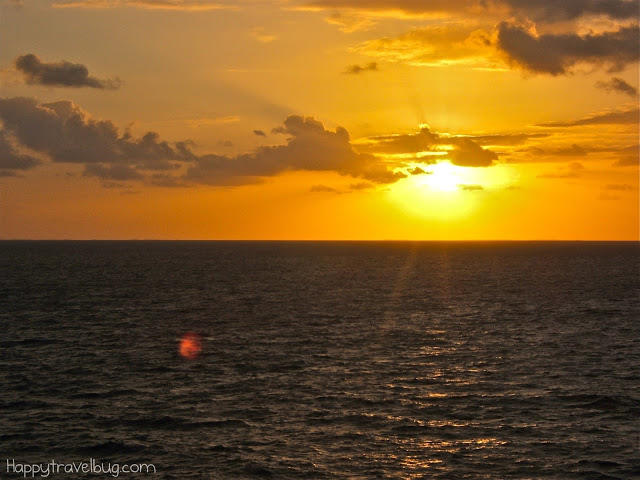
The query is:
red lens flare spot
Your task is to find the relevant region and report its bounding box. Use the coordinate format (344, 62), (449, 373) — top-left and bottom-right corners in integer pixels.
(179, 332), (202, 360)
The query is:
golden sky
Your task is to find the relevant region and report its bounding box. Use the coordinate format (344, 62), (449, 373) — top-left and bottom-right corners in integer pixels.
(0, 0), (638, 239)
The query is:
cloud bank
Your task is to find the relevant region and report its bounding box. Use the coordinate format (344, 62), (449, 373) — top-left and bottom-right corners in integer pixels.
(0, 97), (406, 186)
(14, 54), (121, 89)
(360, 127), (498, 167)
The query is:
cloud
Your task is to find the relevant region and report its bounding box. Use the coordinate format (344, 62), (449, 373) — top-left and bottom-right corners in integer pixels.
(344, 62), (378, 74)
(469, 133), (549, 146)
(502, 0), (640, 22)
(537, 107), (639, 127)
(253, 129), (267, 137)
(360, 126), (498, 167)
(83, 163), (144, 181)
(310, 184), (339, 192)
(612, 144), (639, 166)
(408, 166), (428, 175)
(448, 137), (498, 167)
(352, 25), (497, 69)
(304, 0), (640, 22)
(187, 115), (406, 185)
(14, 54), (120, 89)
(527, 144), (587, 156)
(0, 130), (40, 170)
(537, 161), (585, 178)
(595, 77), (638, 97)
(0, 97), (192, 176)
(459, 184), (484, 191)
(604, 183), (636, 190)
(496, 23), (640, 75)
(0, 97), (408, 187)
(326, 11), (375, 32)
(349, 181), (374, 190)
(250, 27), (277, 43)
(52, 0), (236, 10)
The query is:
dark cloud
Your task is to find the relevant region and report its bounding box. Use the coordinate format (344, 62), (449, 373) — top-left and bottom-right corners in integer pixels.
(496, 23), (640, 75)
(349, 181), (374, 190)
(448, 138), (498, 167)
(253, 129), (267, 137)
(0, 130), (40, 171)
(0, 97), (192, 173)
(187, 115), (406, 185)
(150, 174), (189, 187)
(408, 166), (428, 175)
(528, 144), (587, 156)
(502, 0), (640, 22)
(595, 77), (638, 97)
(15, 54), (121, 89)
(0, 170), (21, 177)
(459, 184), (484, 191)
(613, 144), (639, 166)
(469, 133), (549, 146)
(306, 0), (640, 22)
(1, 97), (405, 187)
(310, 184), (339, 193)
(344, 62), (378, 74)
(361, 127), (498, 167)
(51, 0), (235, 10)
(537, 107), (639, 127)
(83, 163), (144, 181)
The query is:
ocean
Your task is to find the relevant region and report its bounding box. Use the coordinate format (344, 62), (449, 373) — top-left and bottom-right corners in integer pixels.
(1, 241), (639, 479)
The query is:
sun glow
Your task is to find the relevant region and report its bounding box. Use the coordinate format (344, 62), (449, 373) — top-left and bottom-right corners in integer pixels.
(423, 161), (461, 192)
(388, 161), (519, 222)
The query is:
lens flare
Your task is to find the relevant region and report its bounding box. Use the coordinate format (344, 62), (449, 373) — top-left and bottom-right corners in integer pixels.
(179, 332), (202, 360)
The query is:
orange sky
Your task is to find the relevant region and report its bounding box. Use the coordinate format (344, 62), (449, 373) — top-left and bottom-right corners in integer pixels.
(0, 0), (638, 239)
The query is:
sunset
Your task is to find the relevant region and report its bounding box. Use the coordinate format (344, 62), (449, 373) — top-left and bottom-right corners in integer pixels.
(1, 1), (639, 479)
(1, 0), (638, 239)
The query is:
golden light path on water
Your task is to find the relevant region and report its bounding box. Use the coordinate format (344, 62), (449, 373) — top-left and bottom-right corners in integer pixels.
(387, 161), (519, 221)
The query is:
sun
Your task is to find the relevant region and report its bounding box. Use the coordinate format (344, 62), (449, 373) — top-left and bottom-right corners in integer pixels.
(387, 160), (519, 222)
(423, 161), (462, 192)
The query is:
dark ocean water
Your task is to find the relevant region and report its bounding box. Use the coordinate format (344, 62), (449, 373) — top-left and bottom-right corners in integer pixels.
(1, 241), (639, 479)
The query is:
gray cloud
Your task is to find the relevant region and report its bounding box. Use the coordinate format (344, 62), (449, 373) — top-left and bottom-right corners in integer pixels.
(408, 166), (428, 175)
(502, 0), (640, 22)
(0, 97), (192, 174)
(361, 127), (498, 167)
(349, 181), (374, 190)
(595, 77), (638, 97)
(469, 133), (549, 146)
(306, 0), (640, 22)
(459, 184), (484, 191)
(344, 62), (378, 74)
(52, 0), (235, 10)
(496, 23), (639, 75)
(613, 144), (639, 166)
(187, 115), (406, 185)
(83, 163), (144, 181)
(253, 129), (267, 136)
(537, 107), (639, 127)
(15, 54), (121, 89)
(528, 144), (587, 156)
(0, 130), (40, 170)
(0, 97), (406, 186)
(310, 184), (339, 193)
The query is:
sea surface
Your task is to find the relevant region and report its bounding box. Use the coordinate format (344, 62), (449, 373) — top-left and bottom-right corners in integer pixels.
(1, 241), (639, 479)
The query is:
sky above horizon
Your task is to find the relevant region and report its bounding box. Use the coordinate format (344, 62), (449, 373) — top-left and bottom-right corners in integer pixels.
(1, 0), (638, 239)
